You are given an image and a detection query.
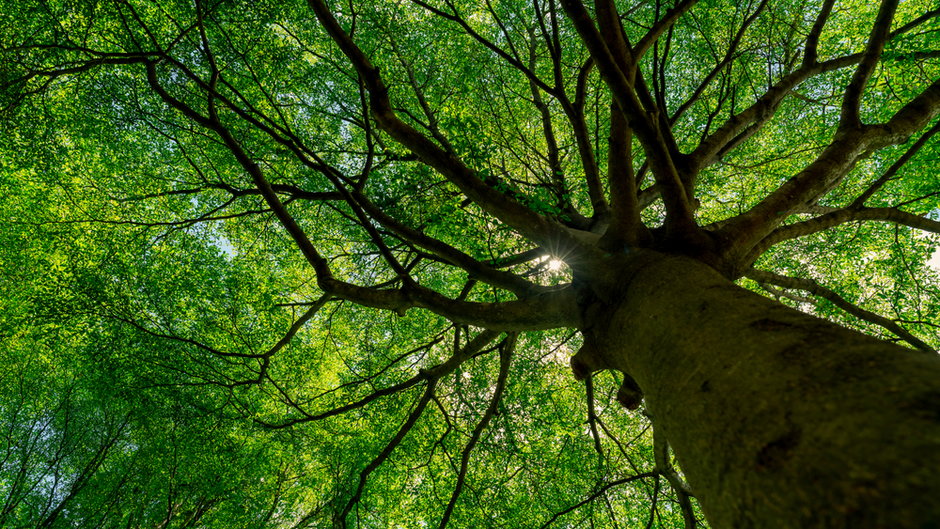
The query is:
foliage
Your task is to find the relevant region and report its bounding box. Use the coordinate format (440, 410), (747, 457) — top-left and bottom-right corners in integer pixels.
(1, 0), (938, 527)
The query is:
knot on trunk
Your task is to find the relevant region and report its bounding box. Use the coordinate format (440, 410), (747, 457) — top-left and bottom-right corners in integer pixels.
(571, 336), (645, 411)
(572, 271), (645, 410)
(616, 374), (643, 410)
(572, 279), (619, 381)
(570, 340), (609, 381)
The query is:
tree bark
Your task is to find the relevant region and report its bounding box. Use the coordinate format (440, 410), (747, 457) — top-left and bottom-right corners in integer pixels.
(580, 251), (940, 529)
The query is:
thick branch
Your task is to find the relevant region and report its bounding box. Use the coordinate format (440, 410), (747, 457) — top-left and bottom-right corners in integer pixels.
(877, 78), (940, 147)
(851, 119), (940, 207)
(802, 0), (836, 67)
(719, 79), (940, 269)
(717, 128), (871, 269)
(561, 0), (700, 243)
(594, 0), (644, 246)
(840, 0), (899, 130)
(690, 13), (938, 175)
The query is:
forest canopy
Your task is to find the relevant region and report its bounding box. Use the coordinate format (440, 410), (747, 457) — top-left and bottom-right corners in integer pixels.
(1, 0), (939, 527)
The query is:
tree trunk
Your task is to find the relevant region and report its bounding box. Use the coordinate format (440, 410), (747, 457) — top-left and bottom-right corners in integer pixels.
(580, 251), (940, 529)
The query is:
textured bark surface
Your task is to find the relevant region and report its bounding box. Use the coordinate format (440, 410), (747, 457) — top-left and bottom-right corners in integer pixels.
(582, 251), (940, 529)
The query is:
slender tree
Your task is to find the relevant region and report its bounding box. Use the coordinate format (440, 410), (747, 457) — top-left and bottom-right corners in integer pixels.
(2, 0), (940, 527)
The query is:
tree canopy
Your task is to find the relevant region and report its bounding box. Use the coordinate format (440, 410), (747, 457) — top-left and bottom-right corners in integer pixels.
(1, 0), (939, 527)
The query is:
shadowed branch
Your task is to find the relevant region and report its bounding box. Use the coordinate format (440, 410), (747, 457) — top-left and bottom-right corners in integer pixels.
(745, 268), (934, 352)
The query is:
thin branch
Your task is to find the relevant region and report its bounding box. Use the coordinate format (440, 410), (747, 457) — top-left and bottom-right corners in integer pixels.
(308, 0), (585, 254)
(257, 330), (500, 429)
(670, 0), (768, 125)
(584, 375), (604, 457)
(758, 283), (817, 305)
(337, 379), (438, 528)
(851, 119), (940, 207)
(259, 295), (333, 358)
(144, 44), (538, 296)
(745, 268), (934, 352)
(437, 333), (515, 529)
(407, 0), (556, 95)
(526, 39), (571, 216)
(561, 58), (610, 218)
(539, 472), (659, 528)
(350, 190), (542, 296)
(746, 207), (940, 266)
(652, 424), (695, 529)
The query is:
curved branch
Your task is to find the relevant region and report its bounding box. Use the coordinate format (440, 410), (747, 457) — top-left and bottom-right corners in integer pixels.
(719, 77), (940, 269)
(308, 0), (582, 253)
(745, 269), (934, 353)
(258, 330), (500, 430)
(748, 207), (940, 265)
(718, 127), (871, 269)
(839, 0), (899, 130)
(337, 379), (438, 528)
(560, 0), (700, 242)
(351, 190), (543, 296)
(437, 333), (515, 529)
(687, 53), (862, 171)
(539, 471), (659, 528)
(525, 37), (580, 222)
(145, 57), (579, 331)
(560, 59), (609, 218)
(688, 13), (940, 170)
(143, 52), (542, 297)
(633, 0), (699, 62)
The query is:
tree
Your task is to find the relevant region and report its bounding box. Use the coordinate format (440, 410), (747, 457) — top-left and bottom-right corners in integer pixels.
(2, 0), (939, 527)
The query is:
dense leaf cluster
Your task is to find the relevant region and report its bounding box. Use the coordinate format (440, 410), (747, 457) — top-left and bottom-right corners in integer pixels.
(1, 0), (938, 527)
